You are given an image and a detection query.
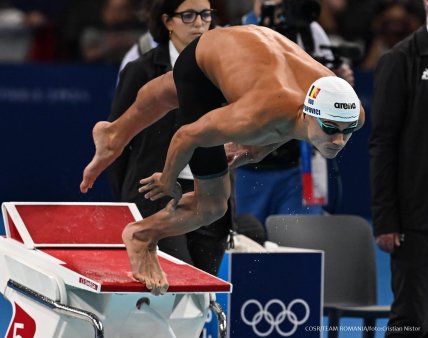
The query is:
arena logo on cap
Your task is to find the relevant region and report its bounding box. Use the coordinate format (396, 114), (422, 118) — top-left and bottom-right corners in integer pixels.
(304, 104), (320, 115)
(308, 85), (321, 99)
(334, 102), (356, 109)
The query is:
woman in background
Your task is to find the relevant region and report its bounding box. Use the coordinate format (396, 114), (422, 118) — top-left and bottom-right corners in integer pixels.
(107, 0), (231, 276)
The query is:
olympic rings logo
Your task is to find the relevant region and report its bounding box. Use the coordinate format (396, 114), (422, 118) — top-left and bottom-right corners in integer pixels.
(240, 298), (310, 337)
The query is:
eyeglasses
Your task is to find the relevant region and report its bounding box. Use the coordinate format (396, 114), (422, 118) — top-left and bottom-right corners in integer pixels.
(316, 117), (358, 135)
(173, 9), (214, 23)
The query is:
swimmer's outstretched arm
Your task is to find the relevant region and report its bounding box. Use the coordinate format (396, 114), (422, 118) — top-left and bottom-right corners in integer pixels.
(80, 71), (178, 193)
(140, 92), (291, 202)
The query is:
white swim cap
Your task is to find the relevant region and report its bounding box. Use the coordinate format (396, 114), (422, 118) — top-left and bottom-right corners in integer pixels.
(303, 76), (360, 122)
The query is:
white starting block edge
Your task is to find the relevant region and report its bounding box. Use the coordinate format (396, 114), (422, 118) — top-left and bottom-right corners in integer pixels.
(1, 202), (143, 249)
(0, 236), (98, 299)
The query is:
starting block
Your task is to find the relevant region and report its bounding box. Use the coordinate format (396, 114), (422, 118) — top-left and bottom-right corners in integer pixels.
(0, 202), (231, 338)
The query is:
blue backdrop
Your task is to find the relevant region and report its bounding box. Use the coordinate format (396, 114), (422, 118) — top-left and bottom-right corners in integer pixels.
(0, 63), (117, 203)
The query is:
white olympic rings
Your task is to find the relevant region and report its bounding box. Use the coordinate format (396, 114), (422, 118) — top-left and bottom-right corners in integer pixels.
(240, 298), (310, 337)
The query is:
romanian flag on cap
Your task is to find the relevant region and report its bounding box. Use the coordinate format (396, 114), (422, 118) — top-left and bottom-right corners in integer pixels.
(308, 85), (321, 99)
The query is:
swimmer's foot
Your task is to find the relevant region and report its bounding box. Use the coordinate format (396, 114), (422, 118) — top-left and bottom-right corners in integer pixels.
(122, 222), (169, 295)
(80, 121), (122, 193)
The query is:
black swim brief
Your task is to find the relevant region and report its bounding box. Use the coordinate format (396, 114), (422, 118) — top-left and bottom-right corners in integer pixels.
(173, 37), (228, 179)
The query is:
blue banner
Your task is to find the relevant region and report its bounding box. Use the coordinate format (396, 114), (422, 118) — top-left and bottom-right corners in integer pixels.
(0, 63), (118, 203)
(205, 251), (322, 337)
(230, 253), (322, 337)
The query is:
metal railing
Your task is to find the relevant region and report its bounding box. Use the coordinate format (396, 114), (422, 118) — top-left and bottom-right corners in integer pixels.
(7, 279), (104, 338)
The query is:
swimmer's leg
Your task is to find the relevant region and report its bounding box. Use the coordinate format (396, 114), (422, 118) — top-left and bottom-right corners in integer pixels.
(80, 72), (178, 193)
(122, 173), (230, 295)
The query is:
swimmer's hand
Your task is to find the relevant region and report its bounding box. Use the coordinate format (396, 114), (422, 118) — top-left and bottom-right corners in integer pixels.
(225, 143), (262, 168)
(225, 143), (286, 168)
(139, 173), (182, 209)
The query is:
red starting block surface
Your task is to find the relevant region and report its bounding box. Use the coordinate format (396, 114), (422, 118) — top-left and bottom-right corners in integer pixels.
(5, 203), (141, 247)
(2, 202), (231, 293)
(42, 248), (229, 293)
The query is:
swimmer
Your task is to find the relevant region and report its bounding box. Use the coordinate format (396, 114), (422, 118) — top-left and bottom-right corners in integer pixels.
(80, 25), (365, 295)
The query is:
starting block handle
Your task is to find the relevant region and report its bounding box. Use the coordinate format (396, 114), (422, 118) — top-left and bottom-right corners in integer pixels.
(209, 299), (227, 338)
(7, 279), (104, 338)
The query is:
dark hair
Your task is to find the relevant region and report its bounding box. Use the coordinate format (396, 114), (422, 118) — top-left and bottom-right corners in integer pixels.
(148, 0), (213, 44)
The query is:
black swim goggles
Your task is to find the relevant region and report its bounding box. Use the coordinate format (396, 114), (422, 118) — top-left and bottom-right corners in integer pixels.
(173, 9), (215, 24)
(316, 117), (358, 135)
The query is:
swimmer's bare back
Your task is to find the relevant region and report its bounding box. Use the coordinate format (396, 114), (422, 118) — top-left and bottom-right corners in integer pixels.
(196, 25), (334, 108)
(186, 25), (334, 147)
